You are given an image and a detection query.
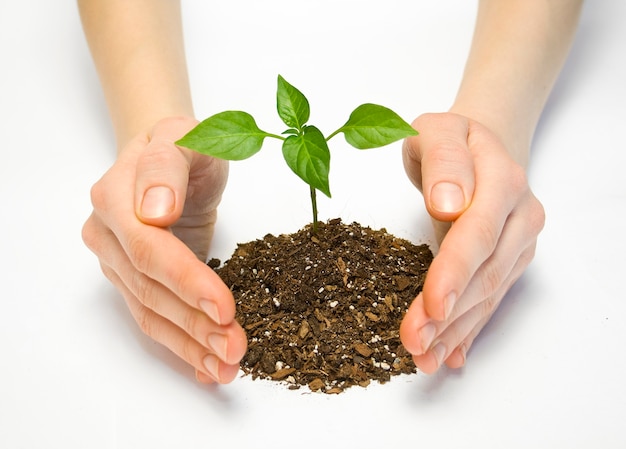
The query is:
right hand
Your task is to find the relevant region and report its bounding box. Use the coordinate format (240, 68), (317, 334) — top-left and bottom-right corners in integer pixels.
(82, 116), (247, 384)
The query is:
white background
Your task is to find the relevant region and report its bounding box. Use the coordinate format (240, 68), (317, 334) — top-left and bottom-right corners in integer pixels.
(1, 1), (625, 447)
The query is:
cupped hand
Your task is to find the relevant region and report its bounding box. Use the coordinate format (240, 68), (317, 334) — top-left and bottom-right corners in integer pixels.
(399, 112), (545, 373)
(82, 116), (247, 384)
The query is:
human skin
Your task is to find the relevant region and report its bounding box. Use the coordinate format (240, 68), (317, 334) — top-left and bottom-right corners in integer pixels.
(399, 0), (583, 373)
(78, 0), (246, 383)
(79, 0), (583, 382)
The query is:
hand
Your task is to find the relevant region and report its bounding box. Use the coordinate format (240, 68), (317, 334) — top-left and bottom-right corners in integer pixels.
(82, 116), (247, 384)
(399, 112), (545, 373)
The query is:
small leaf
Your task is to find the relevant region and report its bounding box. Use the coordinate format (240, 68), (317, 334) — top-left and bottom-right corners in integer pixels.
(176, 111), (269, 160)
(335, 103), (418, 149)
(281, 125), (331, 197)
(282, 128), (299, 136)
(276, 75), (310, 129)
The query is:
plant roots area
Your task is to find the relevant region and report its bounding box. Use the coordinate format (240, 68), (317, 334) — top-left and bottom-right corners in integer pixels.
(210, 218), (433, 394)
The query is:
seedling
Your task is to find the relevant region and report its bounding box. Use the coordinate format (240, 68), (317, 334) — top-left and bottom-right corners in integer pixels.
(176, 75), (418, 232)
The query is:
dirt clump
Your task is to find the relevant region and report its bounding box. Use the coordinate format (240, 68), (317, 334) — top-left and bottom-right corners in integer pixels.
(211, 218), (433, 394)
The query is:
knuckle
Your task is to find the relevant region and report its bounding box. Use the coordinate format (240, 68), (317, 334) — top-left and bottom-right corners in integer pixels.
(183, 310), (206, 341)
(474, 216), (499, 255)
(143, 144), (173, 166)
(479, 261), (503, 299)
(480, 293), (499, 319)
(81, 217), (99, 253)
(530, 198), (546, 235)
(129, 269), (158, 310)
(172, 266), (196, 303)
(514, 191), (546, 238)
(135, 304), (157, 337)
(429, 140), (467, 166)
(180, 335), (200, 367)
(139, 141), (189, 177)
(126, 232), (153, 274)
(89, 178), (108, 211)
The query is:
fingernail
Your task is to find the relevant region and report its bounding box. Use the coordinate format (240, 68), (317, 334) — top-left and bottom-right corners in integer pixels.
(141, 186), (175, 219)
(443, 291), (457, 319)
(199, 299), (221, 324)
(430, 182), (465, 214)
(203, 354), (220, 381)
(419, 323), (436, 353)
(432, 343), (447, 367)
(208, 333), (228, 361)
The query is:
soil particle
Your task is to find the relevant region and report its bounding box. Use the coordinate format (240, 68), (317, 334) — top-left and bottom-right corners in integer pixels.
(212, 219), (433, 394)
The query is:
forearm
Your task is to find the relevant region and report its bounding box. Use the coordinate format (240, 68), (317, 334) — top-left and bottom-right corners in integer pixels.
(450, 0), (583, 166)
(78, 0), (194, 148)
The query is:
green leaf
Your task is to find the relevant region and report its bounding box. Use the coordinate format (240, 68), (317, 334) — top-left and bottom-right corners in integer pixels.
(175, 111), (269, 160)
(281, 125), (331, 197)
(334, 103), (418, 149)
(276, 75), (310, 129)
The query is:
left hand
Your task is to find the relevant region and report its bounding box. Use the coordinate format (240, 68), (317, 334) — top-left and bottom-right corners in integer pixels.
(399, 112), (545, 373)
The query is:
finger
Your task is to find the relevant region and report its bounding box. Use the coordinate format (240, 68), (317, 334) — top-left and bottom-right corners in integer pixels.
(413, 246), (533, 374)
(170, 152), (229, 262)
(443, 344), (467, 369)
(196, 370), (215, 384)
(91, 171), (237, 326)
(399, 292), (430, 355)
(196, 367), (239, 384)
(440, 196), (543, 323)
(100, 263), (242, 384)
(134, 119), (198, 227)
(125, 221), (237, 325)
(413, 288), (504, 374)
(422, 147), (526, 321)
(402, 240), (517, 360)
(443, 245), (537, 370)
(442, 275), (515, 370)
(400, 190), (542, 356)
(403, 113), (475, 222)
(85, 212), (247, 363)
(400, 237), (519, 358)
(411, 285), (500, 374)
(172, 209), (218, 262)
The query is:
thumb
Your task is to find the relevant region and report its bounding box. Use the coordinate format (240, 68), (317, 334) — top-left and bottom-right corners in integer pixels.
(134, 118), (197, 227)
(407, 113), (475, 223)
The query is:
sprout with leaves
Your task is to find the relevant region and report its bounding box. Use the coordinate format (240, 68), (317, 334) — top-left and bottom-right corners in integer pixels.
(176, 75), (418, 232)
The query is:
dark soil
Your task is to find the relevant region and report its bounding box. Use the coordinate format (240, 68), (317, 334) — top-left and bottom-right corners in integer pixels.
(210, 218), (433, 394)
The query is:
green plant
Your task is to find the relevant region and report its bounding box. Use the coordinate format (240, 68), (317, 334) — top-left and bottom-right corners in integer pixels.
(176, 75), (418, 232)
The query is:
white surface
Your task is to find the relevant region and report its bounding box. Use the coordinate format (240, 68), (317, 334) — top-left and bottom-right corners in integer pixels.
(1, 1), (625, 447)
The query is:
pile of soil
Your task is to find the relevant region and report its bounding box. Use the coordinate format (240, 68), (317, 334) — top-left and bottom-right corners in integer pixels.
(210, 219), (433, 394)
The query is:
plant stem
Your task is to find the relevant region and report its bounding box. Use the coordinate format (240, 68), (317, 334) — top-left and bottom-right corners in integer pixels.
(266, 132), (287, 141)
(310, 185), (319, 233)
(325, 128), (341, 141)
